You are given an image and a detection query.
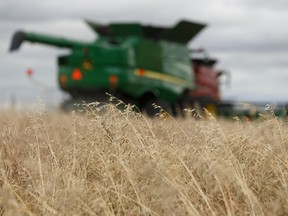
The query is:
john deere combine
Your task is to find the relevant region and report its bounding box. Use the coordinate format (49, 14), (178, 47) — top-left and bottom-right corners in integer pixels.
(10, 20), (227, 116)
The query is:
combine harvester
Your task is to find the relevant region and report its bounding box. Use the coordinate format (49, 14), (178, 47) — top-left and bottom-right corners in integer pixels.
(10, 19), (233, 117)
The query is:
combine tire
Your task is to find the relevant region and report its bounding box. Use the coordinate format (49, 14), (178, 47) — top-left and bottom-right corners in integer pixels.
(143, 99), (171, 117)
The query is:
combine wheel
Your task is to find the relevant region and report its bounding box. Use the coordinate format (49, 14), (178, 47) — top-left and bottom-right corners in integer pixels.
(142, 99), (172, 117)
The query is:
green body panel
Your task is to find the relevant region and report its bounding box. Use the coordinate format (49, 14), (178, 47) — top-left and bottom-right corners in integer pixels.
(57, 37), (193, 104)
(161, 41), (193, 82)
(135, 39), (162, 71)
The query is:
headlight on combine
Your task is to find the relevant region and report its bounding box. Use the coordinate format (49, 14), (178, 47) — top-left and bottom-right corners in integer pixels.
(71, 68), (83, 80)
(108, 75), (119, 87)
(82, 60), (93, 70)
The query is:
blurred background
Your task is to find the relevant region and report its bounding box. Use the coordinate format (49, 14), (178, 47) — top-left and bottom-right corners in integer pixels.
(1, 0), (288, 110)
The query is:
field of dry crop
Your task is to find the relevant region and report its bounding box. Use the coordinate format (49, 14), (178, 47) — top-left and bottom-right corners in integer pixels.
(0, 103), (288, 215)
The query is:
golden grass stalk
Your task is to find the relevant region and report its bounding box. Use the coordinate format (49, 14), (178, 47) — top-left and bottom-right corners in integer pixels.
(0, 104), (288, 215)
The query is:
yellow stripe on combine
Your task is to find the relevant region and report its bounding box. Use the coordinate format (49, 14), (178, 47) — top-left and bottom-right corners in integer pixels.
(134, 69), (191, 86)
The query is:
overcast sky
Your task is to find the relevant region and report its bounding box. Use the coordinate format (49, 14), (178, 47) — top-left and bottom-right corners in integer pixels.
(1, 0), (288, 108)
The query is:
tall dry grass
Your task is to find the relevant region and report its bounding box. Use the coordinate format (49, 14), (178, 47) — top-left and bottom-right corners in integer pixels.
(0, 103), (288, 215)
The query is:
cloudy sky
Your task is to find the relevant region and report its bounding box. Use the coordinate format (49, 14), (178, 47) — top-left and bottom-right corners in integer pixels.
(1, 0), (288, 108)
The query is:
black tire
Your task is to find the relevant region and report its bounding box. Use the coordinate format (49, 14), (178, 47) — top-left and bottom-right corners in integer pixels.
(142, 99), (171, 117)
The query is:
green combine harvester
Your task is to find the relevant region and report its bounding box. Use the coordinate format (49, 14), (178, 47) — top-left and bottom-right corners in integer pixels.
(10, 19), (228, 116)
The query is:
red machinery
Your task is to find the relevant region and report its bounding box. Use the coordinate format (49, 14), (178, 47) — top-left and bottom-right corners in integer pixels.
(188, 49), (229, 115)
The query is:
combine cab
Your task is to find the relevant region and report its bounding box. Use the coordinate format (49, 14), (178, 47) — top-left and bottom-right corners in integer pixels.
(10, 19), (229, 116)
